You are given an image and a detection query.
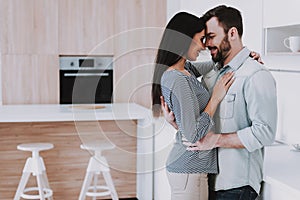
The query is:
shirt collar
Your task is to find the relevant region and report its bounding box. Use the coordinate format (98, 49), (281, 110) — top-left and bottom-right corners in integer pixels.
(224, 47), (251, 71)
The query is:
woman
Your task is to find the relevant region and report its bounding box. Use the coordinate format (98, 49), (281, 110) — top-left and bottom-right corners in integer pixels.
(151, 12), (234, 200)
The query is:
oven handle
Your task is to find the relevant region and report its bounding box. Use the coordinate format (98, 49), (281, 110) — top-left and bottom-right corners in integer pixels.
(64, 73), (109, 77)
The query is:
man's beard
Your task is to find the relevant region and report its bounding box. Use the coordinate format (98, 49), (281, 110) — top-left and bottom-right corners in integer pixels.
(212, 35), (231, 68)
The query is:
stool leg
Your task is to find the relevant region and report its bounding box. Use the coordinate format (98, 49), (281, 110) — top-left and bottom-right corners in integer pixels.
(42, 172), (53, 200)
(103, 171), (119, 200)
(92, 174), (98, 200)
(37, 174), (46, 200)
(14, 172), (31, 200)
(79, 171), (94, 200)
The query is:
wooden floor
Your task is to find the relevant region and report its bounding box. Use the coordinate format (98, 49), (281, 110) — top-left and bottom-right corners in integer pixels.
(0, 120), (138, 199)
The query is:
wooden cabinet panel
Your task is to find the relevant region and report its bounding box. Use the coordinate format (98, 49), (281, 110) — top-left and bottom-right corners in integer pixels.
(0, 0), (58, 54)
(113, 0), (166, 108)
(0, 120), (137, 199)
(0, 0), (167, 105)
(58, 0), (114, 55)
(1, 55), (59, 104)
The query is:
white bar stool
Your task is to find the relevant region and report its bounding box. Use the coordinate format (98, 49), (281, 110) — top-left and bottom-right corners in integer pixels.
(79, 142), (119, 200)
(14, 143), (54, 200)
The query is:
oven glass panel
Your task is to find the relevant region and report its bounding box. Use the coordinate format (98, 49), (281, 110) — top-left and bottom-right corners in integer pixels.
(59, 70), (113, 104)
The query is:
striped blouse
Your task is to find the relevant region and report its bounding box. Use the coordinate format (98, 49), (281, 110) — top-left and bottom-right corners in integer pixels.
(161, 61), (218, 174)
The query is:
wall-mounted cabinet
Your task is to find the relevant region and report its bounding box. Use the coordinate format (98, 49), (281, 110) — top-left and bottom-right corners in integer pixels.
(58, 0), (114, 55)
(0, 0), (59, 104)
(113, 0), (166, 108)
(263, 0), (300, 55)
(264, 24), (300, 55)
(263, 0), (300, 28)
(0, 0), (58, 54)
(1, 54), (59, 104)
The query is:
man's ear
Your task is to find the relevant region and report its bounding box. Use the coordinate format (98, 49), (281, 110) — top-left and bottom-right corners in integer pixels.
(228, 27), (238, 40)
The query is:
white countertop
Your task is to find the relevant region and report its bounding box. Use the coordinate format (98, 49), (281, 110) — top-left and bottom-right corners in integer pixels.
(0, 103), (152, 122)
(264, 144), (300, 197)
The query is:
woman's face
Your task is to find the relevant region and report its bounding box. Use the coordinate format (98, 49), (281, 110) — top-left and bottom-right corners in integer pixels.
(186, 30), (206, 61)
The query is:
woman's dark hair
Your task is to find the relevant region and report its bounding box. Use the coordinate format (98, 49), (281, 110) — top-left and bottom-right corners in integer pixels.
(202, 5), (243, 37)
(151, 12), (205, 117)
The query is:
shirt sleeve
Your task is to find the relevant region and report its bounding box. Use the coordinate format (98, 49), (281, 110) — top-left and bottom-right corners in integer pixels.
(170, 74), (214, 143)
(192, 61), (214, 76)
(237, 70), (277, 152)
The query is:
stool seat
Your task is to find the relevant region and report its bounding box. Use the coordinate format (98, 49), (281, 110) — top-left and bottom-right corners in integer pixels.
(17, 143), (54, 152)
(79, 142), (118, 200)
(14, 143), (53, 200)
(80, 142), (115, 151)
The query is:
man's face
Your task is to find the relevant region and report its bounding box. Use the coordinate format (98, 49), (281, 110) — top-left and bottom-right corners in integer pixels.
(205, 17), (231, 66)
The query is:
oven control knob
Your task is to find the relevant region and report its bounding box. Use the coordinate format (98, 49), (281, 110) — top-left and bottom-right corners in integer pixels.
(70, 62), (74, 66)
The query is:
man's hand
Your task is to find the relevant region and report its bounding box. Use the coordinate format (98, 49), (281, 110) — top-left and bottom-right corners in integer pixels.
(160, 96), (178, 130)
(183, 132), (220, 151)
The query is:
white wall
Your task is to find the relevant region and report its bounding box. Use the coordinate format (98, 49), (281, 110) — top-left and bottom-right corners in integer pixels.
(0, 55), (2, 105)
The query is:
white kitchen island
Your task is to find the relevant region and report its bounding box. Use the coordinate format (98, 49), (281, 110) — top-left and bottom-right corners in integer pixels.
(263, 144), (300, 200)
(0, 103), (154, 200)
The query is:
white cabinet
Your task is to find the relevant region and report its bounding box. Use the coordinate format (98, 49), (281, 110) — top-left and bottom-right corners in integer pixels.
(262, 145), (300, 200)
(262, 181), (300, 200)
(270, 70), (300, 144)
(263, 0), (300, 55)
(263, 0), (300, 28)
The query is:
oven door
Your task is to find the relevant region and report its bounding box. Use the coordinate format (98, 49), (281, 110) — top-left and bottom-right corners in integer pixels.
(60, 69), (113, 104)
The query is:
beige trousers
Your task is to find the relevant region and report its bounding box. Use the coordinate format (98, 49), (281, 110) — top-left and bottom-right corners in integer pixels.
(167, 172), (208, 200)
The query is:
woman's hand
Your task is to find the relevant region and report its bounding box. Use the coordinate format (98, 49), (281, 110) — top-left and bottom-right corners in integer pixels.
(183, 131), (220, 151)
(250, 51), (264, 64)
(211, 71), (235, 103)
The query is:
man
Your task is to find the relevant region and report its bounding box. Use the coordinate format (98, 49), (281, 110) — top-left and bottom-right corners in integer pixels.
(163, 5), (277, 200)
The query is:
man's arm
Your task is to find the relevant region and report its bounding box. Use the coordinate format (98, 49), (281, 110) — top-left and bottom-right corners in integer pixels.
(216, 132), (244, 148)
(185, 131), (244, 151)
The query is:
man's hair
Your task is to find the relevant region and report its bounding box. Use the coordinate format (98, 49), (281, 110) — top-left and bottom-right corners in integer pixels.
(203, 5), (243, 37)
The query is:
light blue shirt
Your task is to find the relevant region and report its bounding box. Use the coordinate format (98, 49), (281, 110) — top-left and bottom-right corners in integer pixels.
(204, 47), (278, 194)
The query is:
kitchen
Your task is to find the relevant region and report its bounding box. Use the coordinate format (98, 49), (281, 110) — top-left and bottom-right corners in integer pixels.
(1, 0), (300, 200)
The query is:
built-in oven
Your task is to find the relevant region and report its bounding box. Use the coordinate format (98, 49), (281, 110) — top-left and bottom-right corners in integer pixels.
(59, 56), (113, 104)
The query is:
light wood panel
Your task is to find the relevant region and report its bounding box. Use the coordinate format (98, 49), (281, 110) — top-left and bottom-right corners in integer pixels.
(113, 0), (167, 108)
(58, 0), (114, 55)
(0, 120), (137, 199)
(1, 54), (59, 104)
(0, 0), (167, 105)
(0, 0), (58, 54)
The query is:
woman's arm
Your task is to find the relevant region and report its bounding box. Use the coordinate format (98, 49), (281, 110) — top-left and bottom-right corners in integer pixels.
(162, 72), (235, 131)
